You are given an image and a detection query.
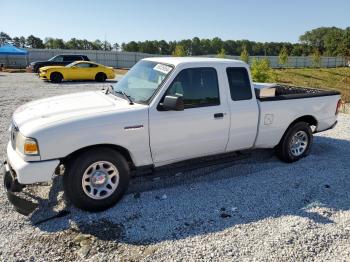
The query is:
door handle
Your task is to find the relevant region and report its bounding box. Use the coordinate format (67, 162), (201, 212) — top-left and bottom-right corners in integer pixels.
(214, 113), (224, 119)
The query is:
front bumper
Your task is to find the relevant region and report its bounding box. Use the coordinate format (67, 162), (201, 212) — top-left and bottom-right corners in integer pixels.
(1, 160), (38, 215)
(7, 142), (59, 184)
(39, 71), (48, 79)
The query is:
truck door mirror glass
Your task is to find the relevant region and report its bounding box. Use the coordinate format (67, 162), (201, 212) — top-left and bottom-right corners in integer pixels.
(161, 95), (184, 111)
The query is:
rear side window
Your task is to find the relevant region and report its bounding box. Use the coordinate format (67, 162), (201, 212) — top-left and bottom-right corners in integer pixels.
(75, 63), (91, 68)
(63, 55), (81, 62)
(226, 68), (252, 101)
(166, 67), (220, 108)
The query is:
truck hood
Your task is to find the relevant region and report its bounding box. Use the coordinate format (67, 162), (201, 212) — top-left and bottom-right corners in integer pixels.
(13, 91), (134, 135)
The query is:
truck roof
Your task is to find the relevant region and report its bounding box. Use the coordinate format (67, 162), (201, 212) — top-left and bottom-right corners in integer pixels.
(144, 57), (247, 67)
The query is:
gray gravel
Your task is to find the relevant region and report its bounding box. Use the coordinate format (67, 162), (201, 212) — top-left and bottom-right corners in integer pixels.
(1, 72), (350, 261)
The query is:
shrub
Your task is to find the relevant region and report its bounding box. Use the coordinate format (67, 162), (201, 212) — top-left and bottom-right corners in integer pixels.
(278, 46), (289, 68)
(172, 45), (186, 57)
(251, 58), (272, 82)
(312, 49), (321, 68)
(216, 48), (226, 58)
(240, 46), (249, 64)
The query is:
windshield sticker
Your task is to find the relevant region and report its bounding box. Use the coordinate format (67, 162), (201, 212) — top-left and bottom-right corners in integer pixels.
(153, 64), (172, 74)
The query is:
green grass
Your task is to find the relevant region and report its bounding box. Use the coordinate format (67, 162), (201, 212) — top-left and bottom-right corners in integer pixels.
(272, 67), (350, 102)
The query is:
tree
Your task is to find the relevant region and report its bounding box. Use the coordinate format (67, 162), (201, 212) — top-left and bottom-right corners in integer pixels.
(172, 45), (186, 56)
(240, 45), (249, 64)
(12, 37), (21, 47)
(211, 37), (223, 55)
(311, 49), (321, 68)
(216, 48), (226, 58)
(113, 43), (120, 51)
(103, 40), (112, 51)
(251, 58), (272, 82)
(278, 46), (289, 68)
(44, 38), (66, 49)
(26, 35), (44, 48)
(158, 40), (170, 55)
(92, 40), (104, 50)
(0, 32), (11, 45)
(191, 37), (201, 55)
(121, 41), (139, 52)
(19, 36), (26, 48)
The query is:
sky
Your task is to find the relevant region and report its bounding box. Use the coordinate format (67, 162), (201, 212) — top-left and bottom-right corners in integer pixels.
(1, 0), (349, 44)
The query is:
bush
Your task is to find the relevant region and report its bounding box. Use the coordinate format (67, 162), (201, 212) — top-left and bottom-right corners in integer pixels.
(240, 46), (249, 64)
(278, 46), (289, 68)
(172, 45), (186, 57)
(312, 49), (321, 68)
(251, 58), (272, 82)
(216, 48), (226, 58)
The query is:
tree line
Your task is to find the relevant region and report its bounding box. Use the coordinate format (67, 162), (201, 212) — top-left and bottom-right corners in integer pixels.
(0, 27), (349, 57)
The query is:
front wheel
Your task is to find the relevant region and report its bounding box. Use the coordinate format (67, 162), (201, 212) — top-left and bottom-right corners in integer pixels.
(95, 73), (107, 82)
(63, 148), (130, 211)
(275, 122), (313, 163)
(50, 72), (63, 83)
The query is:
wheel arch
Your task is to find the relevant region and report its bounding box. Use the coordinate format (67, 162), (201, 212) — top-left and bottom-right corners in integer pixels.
(62, 144), (135, 169)
(278, 115), (317, 145)
(95, 72), (107, 79)
(50, 71), (64, 80)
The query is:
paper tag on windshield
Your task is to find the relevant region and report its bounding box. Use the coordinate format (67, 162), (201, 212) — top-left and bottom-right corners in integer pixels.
(153, 64), (172, 74)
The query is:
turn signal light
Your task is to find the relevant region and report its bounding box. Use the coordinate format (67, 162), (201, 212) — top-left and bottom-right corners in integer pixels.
(24, 140), (39, 155)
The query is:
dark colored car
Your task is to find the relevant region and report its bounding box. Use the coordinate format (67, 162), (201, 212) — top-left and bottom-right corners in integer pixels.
(27, 54), (90, 73)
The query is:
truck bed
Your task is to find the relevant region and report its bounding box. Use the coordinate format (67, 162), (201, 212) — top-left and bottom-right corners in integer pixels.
(256, 84), (340, 101)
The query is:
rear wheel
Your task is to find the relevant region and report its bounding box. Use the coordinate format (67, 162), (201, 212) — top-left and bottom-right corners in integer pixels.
(63, 148), (130, 211)
(50, 72), (63, 83)
(275, 122), (313, 163)
(95, 72), (107, 82)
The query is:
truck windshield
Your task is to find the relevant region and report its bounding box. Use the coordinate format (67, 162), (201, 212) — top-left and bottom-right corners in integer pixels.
(112, 60), (173, 104)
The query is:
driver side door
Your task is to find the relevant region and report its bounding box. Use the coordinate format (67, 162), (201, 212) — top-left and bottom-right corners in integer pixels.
(149, 67), (230, 165)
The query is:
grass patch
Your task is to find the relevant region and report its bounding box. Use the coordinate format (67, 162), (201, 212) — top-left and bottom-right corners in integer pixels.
(273, 67), (350, 102)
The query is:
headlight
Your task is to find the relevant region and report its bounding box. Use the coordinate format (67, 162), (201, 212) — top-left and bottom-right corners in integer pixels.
(16, 132), (39, 155)
(41, 70), (47, 73)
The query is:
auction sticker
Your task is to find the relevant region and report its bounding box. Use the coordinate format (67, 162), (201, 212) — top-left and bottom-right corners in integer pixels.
(153, 64), (172, 74)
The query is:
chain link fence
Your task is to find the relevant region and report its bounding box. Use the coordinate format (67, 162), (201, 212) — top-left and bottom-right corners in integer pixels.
(0, 48), (348, 69)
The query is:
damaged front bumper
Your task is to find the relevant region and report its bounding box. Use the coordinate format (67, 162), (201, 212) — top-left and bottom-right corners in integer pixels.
(1, 160), (38, 215)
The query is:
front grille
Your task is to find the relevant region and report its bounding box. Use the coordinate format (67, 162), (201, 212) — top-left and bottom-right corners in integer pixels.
(10, 122), (18, 150)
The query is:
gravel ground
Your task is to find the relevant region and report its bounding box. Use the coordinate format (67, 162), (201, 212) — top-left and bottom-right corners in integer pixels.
(1, 72), (350, 261)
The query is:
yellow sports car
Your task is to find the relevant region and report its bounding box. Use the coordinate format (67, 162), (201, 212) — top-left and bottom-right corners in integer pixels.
(39, 61), (115, 83)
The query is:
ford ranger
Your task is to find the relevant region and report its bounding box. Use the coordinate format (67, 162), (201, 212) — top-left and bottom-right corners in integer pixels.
(1, 57), (341, 212)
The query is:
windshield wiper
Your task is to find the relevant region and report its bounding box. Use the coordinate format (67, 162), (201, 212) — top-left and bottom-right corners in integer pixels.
(104, 85), (114, 95)
(114, 90), (134, 105)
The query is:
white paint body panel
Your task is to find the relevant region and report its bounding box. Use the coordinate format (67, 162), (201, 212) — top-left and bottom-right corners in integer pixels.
(6, 57), (340, 184)
(7, 142), (59, 184)
(254, 95), (339, 148)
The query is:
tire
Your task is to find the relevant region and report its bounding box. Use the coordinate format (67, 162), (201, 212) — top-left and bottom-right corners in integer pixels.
(63, 148), (130, 211)
(275, 121), (313, 163)
(95, 72), (107, 82)
(50, 72), (63, 83)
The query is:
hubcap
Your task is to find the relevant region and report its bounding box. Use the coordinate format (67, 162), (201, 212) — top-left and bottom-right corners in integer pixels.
(290, 131), (309, 157)
(82, 161), (119, 200)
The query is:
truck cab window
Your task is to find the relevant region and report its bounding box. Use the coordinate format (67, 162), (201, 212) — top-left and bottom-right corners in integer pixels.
(166, 67), (220, 108)
(226, 68), (252, 101)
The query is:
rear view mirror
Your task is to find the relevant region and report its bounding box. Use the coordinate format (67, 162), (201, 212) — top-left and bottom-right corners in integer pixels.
(161, 95), (184, 111)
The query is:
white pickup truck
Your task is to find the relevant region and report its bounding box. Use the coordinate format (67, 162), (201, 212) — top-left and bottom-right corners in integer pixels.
(2, 57), (341, 212)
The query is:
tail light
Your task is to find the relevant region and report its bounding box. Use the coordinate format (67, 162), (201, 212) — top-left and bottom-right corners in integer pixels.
(336, 99), (342, 115)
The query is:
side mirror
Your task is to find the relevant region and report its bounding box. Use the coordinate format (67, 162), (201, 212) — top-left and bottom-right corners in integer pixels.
(161, 95), (184, 111)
